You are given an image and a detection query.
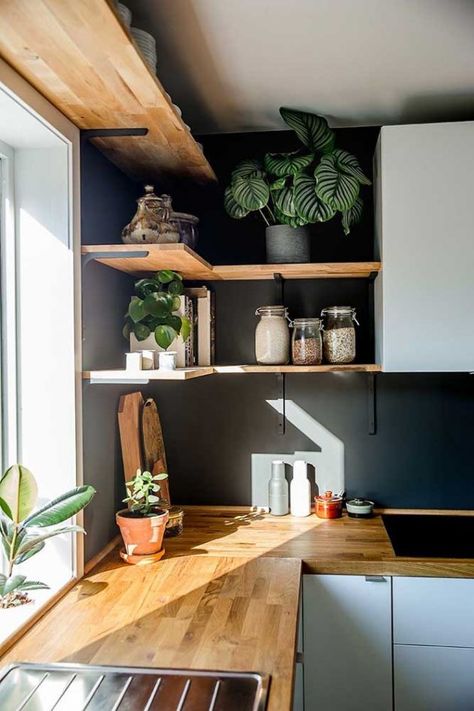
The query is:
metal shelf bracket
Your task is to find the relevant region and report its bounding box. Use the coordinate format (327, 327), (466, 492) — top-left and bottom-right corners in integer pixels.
(273, 272), (285, 304)
(81, 250), (150, 270)
(367, 372), (377, 435)
(81, 127), (149, 142)
(276, 372), (286, 435)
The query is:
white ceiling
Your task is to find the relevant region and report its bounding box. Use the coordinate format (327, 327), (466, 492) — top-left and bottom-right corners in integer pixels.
(127, 0), (474, 134)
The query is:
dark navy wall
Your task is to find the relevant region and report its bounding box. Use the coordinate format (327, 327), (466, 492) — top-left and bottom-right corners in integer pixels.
(81, 131), (474, 561)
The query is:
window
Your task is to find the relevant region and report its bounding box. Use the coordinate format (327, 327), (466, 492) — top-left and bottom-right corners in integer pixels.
(0, 74), (81, 645)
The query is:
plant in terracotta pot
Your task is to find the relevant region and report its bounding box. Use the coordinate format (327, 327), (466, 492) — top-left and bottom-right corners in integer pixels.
(116, 469), (169, 565)
(224, 107), (371, 263)
(0, 464), (95, 608)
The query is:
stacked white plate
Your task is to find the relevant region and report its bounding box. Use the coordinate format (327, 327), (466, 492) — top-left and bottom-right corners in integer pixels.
(131, 27), (157, 73)
(117, 3), (132, 28)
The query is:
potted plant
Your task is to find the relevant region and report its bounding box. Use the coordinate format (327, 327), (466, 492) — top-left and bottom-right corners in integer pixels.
(0, 464), (95, 608)
(116, 468), (169, 565)
(123, 269), (190, 369)
(224, 107), (371, 263)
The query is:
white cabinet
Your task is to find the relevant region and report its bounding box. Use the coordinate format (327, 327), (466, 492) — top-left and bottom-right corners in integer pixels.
(374, 121), (474, 372)
(394, 645), (474, 710)
(303, 575), (392, 711)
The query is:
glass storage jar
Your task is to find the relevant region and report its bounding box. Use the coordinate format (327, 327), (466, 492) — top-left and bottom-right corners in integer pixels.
(255, 305), (290, 365)
(291, 318), (323, 365)
(321, 306), (358, 364)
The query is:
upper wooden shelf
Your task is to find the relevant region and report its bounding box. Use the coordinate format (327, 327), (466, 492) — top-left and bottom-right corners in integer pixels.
(0, 0), (216, 184)
(81, 244), (382, 280)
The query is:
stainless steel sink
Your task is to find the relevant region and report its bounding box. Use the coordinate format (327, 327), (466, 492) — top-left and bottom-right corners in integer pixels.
(0, 663), (270, 711)
(383, 513), (474, 558)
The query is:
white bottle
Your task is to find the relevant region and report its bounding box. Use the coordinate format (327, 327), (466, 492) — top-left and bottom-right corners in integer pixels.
(290, 460), (311, 517)
(268, 460), (289, 515)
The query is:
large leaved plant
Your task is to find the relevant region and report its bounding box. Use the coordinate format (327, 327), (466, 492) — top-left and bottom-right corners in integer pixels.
(123, 269), (191, 350)
(224, 107), (371, 235)
(0, 465), (95, 608)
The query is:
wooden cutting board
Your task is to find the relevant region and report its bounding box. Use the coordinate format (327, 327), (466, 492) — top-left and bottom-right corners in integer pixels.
(118, 392), (144, 486)
(142, 398), (170, 504)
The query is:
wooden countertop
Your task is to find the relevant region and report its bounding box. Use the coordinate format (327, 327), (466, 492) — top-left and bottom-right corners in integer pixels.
(1, 556), (301, 711)
(160, 506), (474, 578)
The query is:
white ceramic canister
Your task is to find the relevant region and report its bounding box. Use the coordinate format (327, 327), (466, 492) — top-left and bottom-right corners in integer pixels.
(158, 351), (177, 371)
(255, 305), (290, 365)
(140, 349), (155, 370)
(290, 460), (311, 517)
(125, 352), (142, 370)
(268, 460), (289, 516)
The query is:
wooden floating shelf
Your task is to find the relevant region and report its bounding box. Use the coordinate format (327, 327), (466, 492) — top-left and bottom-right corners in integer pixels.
(0, 1), (215, 183)
(83, 364), (381, 382)
(81, 244), (382, 280)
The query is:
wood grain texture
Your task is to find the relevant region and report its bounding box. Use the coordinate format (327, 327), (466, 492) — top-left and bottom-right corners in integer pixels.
(0, 556), (302, 711)
(0, 0), (215, 183)
(81, 245), (381, 280)
(117, 392), (143, 482)
(157, 507), (474, 578)
(214, 364), (382, 373)
(142, 398), (170, 504)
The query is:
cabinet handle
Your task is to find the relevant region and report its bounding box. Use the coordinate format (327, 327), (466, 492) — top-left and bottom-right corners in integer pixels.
(365, 575), (387, 583)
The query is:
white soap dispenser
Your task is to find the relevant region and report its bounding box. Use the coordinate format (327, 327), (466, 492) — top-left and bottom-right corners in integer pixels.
(290, 460), (311, 517)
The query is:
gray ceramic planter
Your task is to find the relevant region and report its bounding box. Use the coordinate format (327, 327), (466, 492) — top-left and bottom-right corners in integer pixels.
(265, 225), (310, 263)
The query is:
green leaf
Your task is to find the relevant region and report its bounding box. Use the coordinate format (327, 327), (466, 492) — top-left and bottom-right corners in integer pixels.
(231, 159), (264, 180)
(168, 279), (184, 296)
(161, 314), (182, 333)
(153, 473), (168, 480)
(134, 278), (159, 298)
(293, 173), (336, 223)
(274, 207), (308, 227)
(156, 269), (176, 284)
(128, 297), (146, 324)
(232, 177), (270, 211)
(122, 321), (132, 340)
(180, 315), (191, 342)
(0, 573), (6, 595)
(15, 541), (45, 565)
(264, 151), (314, 177)
(3, 575), (26, 594)
(154, 325), (177, 350)
(0, 497), (13, 520)
(23, 485), (96, 528)
(314, 154), (360, 211)
(341, 197), (364, 235)
(16, 580), (49, 592)
(224, 185), (250, 219)
(273, 186), (297, 217)
(331, 149), (371, 185)
(0, 465), (37, 523)
(16, 525), (85, 557)
(280, 107), (335, 153)
(143, 293), (172, 318)
(133, 323), (151, 341)
(269, 177), (287, 191)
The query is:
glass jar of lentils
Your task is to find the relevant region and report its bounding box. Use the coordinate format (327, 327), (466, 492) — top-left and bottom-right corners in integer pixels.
(255, 305), (290, 365)
(292, 318), (323, 365)
(321, 306), (358, 364)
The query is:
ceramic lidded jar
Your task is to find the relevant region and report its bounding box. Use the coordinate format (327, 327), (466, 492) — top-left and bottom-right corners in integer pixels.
(122, 185), (180, 244)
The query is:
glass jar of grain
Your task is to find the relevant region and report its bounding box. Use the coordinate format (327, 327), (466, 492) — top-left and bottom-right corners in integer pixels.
(255, 305), (290, 365)
(321, 306), (358, 364)
(291, 318), (323, 365)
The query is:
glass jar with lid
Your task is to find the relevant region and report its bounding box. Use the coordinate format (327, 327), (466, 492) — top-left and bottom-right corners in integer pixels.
(291, 318), (322, 365)
(255, 305), (290, 365)
(321, 306), (358, 364)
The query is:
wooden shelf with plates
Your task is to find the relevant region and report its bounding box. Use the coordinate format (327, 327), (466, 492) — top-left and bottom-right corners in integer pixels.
(83, 364), (382, 382)
(0, 0), (215, 183)
(81, 244), (382, 280)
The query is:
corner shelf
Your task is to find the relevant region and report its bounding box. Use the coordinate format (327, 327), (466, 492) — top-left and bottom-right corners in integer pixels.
(81, 244), (382, 280)
(0, 1), (215, 183)
(83, 364), (382, 383)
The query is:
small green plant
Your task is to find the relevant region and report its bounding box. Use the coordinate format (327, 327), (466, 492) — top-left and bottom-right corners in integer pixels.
(224, 107), (371, 235)
(123, 469), (168, 515)
(123, 269), (191, 350)
(0, 465), (95, 608)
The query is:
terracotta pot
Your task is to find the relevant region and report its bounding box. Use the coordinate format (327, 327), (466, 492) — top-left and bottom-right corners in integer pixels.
(116, 508), (169, 562)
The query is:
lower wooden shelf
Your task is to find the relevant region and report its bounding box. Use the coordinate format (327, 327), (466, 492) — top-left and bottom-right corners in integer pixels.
(83, 364), (381, 382)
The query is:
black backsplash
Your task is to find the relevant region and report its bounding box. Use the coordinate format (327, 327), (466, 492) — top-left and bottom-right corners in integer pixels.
(81, 129), (474, 558)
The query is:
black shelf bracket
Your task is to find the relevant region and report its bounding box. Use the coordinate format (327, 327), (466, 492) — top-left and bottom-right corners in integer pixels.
(81, 127), (149, 142)
(367, 372), (377, 435)
(81, 250), (150, 271)
(276, 372), (286, 435)
(273, 272), (285, 304)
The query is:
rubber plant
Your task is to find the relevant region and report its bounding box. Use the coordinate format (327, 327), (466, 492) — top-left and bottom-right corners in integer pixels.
(0, 464), (95, 608)
(224, 107), (371, 235)
(123, 269), (191, 350)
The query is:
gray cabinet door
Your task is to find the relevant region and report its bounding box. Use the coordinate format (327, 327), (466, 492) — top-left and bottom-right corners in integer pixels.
(303, 575), (392, 711)
(394, 644), (474, 710)
(374, 121), (474, 372)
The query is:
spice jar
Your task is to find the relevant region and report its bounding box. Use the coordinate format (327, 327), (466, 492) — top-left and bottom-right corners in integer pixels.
(255, 306), (290, 365)
(321, 306), (358, 364)
(292, 318), (322, 365)
(315, 491), (343, 519)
